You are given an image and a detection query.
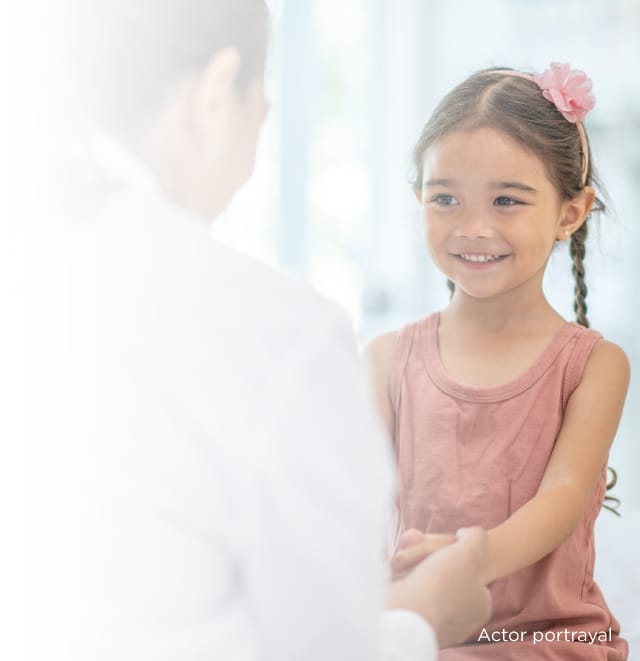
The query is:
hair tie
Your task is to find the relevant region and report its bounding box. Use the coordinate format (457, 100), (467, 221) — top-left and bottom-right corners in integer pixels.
(492, 63), (595, 187)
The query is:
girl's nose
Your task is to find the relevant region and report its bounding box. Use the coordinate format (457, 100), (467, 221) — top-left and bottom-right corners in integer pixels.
(454, 213), (495, 239)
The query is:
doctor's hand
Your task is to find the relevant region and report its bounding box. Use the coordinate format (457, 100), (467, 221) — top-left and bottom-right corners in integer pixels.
(390, 530), (457, 580)
(387, 527), (492, 649)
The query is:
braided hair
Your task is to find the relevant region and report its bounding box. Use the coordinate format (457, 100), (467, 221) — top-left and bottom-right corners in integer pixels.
(570, 224), (589, 328)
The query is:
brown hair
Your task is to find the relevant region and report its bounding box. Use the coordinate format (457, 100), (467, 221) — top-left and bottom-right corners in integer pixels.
(412, 66), (620, 514)
(69, 0), (269, 137)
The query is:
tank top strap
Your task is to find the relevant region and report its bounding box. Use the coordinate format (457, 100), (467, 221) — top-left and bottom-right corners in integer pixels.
(389, 317), (425, 416)
(561, 325), (603, 408)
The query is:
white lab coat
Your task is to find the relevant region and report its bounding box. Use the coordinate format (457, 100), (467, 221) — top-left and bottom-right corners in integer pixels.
(22, 133), (437, 661)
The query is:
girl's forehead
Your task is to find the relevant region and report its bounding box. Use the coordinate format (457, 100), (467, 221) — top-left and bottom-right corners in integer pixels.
(422, 127), (548, 184)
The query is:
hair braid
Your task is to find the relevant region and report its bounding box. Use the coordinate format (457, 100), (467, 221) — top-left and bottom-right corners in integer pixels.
(569, 226), (621, 514)
(446, 278), (455, 299)
(569, 224), (589, 327)
(603, 467), (621, 516)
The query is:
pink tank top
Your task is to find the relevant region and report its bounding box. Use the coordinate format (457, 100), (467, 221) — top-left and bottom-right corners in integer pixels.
(390, 312), (627, 660)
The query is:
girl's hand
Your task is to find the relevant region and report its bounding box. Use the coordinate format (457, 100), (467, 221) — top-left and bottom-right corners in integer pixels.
(391, 530), (457, 580)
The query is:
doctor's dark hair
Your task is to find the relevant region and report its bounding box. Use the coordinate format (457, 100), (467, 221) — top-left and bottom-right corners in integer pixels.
(69, 0), (268, 137)
(411, 67), (620, 514)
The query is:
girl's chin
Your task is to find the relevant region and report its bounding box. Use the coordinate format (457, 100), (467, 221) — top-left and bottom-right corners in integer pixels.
(444, 281), (510, 300)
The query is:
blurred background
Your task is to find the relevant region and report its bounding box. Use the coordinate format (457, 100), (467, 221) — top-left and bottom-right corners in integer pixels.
(214, 0), (640, 509)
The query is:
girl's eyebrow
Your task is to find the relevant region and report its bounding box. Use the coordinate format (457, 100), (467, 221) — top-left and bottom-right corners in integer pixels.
(491, 181), (538, 193)
(423, 178), (457, 188)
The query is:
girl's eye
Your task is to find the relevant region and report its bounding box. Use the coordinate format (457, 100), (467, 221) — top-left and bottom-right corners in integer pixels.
(430, 194), (459, 206)
(494, 196), (522, 206)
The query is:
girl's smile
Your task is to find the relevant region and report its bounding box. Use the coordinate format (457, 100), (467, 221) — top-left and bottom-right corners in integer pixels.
(453, 252), (511, 268)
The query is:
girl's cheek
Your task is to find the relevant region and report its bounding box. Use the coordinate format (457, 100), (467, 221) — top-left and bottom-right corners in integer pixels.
(424, 219), (444, 246)
(425, 240), (444, 267)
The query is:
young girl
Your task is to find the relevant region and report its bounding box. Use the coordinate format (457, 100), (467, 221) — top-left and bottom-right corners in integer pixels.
(367, 64), (630, 659)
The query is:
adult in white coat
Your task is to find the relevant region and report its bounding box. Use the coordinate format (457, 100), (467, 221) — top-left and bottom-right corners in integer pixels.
(25, 2), (491, 659)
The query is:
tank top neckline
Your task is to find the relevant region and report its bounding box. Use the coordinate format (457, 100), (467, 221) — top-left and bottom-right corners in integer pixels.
(420, 311), (582, 402)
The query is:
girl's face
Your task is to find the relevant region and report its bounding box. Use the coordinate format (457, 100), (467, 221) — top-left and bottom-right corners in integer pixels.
(419, 126), (574, 302)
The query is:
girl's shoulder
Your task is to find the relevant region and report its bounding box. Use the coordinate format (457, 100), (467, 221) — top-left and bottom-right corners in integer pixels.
(581, 337), (630, 383)
(362, 312), (436, 374)
(566, 322), (629, 378)
(363, 320), (430, 437)
(362, 331), (400, 437)
(563, 330), (629, 410)
(362, 330), (400, 384)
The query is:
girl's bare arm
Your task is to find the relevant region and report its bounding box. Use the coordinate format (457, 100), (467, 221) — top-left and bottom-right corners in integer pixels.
(483, 339), (630, 583)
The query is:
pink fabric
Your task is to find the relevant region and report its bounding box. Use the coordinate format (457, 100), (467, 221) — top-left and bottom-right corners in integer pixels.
(390, 312), (628, 660)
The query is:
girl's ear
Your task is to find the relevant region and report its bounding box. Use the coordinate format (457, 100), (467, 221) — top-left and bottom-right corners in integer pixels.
(557, 186), (596, 241)
(414, 188), (422, 204)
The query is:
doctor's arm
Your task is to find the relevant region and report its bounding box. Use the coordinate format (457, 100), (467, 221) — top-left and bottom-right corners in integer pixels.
(239, 309), (438, 661)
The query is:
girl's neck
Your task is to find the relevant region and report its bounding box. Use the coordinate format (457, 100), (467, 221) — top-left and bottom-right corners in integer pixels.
(441, 285), (564, 337)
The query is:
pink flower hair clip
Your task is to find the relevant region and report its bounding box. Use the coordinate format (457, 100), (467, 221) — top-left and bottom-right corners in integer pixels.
(492, 63), (595, 186)
(532, 62), (595, 124)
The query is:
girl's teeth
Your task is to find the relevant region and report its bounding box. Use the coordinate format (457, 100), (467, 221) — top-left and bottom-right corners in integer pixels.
(460, 254), (501, 263)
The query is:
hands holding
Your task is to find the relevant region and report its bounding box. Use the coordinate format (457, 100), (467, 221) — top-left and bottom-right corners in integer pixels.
(386, 527), (491, 649)
(390, 529), (458, 580)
